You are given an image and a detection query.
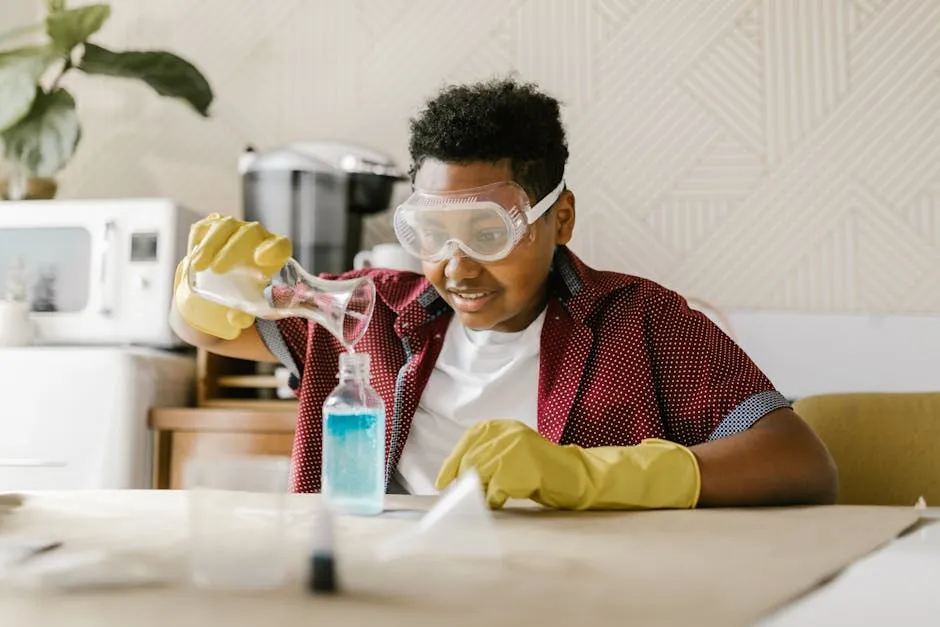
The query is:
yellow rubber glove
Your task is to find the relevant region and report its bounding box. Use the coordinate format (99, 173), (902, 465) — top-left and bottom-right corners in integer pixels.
(435, 419), (701, 510)
(174, 213), (292, 340)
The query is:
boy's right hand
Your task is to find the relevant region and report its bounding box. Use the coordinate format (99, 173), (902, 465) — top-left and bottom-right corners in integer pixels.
(174, 214), (292, 340)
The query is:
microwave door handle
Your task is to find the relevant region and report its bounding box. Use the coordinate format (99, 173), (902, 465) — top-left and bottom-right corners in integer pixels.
(99, 220), (117, 316)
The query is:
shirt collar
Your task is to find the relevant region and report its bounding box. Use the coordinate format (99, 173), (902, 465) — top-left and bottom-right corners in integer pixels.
(389, 245), (605, 335)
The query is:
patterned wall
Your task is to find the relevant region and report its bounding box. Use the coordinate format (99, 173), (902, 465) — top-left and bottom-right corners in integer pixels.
(9, 0), (940, 313)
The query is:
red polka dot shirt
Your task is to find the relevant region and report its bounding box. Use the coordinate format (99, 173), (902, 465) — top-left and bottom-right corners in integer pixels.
(257, 246), (789, 493)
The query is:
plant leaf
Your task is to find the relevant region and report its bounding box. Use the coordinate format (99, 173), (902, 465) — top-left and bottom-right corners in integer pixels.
(0, 47), (57, 131)
(46, 0), (67, 12)
(78, 43), (213, 116)
(45, 3), (110, 53)
(0, 88), (81, 177)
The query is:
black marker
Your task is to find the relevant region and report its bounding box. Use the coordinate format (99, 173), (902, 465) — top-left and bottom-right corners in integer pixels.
(308, 500), (337, 594)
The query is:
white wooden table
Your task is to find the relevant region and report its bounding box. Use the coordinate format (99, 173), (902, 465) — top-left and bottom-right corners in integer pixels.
(0, 491), (924, 627)
(760, 510), (940, 625)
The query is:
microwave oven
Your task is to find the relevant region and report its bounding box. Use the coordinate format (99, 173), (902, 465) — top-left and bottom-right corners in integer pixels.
(0, 198), (202, 348)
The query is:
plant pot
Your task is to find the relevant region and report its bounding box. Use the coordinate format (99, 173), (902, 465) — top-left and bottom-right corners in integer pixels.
(0, 176), (58, 200)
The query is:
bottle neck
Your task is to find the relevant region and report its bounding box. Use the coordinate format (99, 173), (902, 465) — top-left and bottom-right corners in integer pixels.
(337, 352), (371, 383)
(337, 372), (369, 384)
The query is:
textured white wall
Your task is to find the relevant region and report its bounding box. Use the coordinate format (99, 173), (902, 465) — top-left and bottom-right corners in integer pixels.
(2, 0), (38, 28)
(7, 0), (940, 314)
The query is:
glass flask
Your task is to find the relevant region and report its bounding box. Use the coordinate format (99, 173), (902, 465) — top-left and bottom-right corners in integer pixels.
(187, 257), (376, 349)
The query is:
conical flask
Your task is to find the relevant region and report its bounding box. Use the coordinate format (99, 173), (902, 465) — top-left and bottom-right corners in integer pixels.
(186, 256), (376, 349)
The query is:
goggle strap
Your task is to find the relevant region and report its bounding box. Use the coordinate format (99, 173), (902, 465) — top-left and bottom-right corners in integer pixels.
(524, 178), (566, 223)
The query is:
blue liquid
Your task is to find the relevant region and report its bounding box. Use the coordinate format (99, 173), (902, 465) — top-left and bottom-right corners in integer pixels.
(322, 410), (385, 515)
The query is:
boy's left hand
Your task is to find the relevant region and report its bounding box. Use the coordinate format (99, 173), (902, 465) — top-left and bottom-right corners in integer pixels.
(435, 419), (701, 510)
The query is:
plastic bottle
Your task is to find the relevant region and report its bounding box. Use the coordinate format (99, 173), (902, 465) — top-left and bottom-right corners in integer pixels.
(321, 351), (386, 515)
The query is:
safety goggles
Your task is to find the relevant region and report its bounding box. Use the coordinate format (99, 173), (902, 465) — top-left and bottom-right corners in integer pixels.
(392, 178), (565, 263)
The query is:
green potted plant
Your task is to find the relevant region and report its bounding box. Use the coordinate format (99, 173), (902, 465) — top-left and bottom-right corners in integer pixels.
(0, 0), (214, 200)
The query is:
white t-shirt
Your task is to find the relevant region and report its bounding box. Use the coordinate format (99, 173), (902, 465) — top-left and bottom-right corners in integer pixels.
(395, 309), (546, 495)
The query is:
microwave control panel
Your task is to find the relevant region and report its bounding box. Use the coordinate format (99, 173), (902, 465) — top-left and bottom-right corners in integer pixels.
(128, 232), (161, 291)
(130, 232), (159, 262)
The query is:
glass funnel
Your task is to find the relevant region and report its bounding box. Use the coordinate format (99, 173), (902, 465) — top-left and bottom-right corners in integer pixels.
(186, 256), (376, 349)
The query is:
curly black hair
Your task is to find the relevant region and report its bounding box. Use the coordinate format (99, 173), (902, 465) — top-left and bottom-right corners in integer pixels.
(407, 77), (569, 202)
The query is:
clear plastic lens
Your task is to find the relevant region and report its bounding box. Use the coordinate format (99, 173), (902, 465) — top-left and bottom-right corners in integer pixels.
(409, 208), (514, 257)
(393, 187), (532, 263)
(393, 178), (564, 263)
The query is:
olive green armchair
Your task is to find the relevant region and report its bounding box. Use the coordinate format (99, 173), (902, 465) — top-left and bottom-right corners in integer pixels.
(793, 392), (940, 506)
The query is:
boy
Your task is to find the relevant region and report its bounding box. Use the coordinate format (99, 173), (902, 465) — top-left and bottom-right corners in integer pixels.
(171, 78), (837, 510)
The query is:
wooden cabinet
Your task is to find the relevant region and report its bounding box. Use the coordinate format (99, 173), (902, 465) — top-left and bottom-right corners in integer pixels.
(196, 349), (298, 409)
(149, 348), (302, 489)
(149, 407), (296, 489)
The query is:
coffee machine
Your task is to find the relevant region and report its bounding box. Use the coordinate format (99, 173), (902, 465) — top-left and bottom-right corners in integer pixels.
(239, 140), (408, 274)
